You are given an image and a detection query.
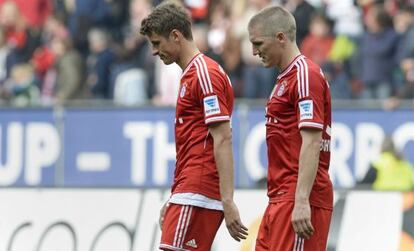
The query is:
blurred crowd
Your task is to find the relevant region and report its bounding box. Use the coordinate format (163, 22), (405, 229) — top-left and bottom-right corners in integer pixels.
(0, 0), (413, 108)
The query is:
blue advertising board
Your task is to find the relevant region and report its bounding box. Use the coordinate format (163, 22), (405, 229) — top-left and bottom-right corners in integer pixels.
(0, 107), (413, 188)
(0, 108), (57, 186)
(64, 108), (176, 187)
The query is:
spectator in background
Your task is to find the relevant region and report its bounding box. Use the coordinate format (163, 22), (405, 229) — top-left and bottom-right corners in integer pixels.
(324, 0), (364, 39)
(0, 0), (52, 28)
(0, 1), (28, 69)
(357, 4), (398, 99)
(184, 0), (210, 23)
(323, 0), (362, 99)
(49, 36), (84, 104)
(0, 0), (26, 49)
(206, 0), (230, 59)
(193, 23), (226, 69)
(385, 6), (414, 109)
(42, 15), (69, 44)
(112, 2), (152, 107)
(283, 0), (315, 47)
(31, 43), (54, 82)
(111, 0), (155, 101)
(0, 29), (10, 85)
(1, 63), (39, 106)
(394, 6), (414, 63)
(234, 0), (276, 98)
(301, 13), (334, 66)
(66, 0), (113, 55)
(221, 26), (243, 96)
(323, 34), (357, 99)
(32, 15), (70, 102)
(86, 28), (115, 99)
(359, 136), (414, 191)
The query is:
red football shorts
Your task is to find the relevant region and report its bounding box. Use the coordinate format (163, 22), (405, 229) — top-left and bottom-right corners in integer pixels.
(255, 201), (332, 251)
(159, 204), (224, 251)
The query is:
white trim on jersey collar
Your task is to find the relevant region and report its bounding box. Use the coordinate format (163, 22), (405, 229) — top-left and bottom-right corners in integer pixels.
(181, 53), (203, 77)
(277, 54), (305, 80)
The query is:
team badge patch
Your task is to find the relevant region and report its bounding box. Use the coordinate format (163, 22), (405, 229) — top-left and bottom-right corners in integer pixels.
(299, 100), (313, 120)
(203, 95), (221, 116)
(277, 81), (286, 96)
(180, 83), (187, 98)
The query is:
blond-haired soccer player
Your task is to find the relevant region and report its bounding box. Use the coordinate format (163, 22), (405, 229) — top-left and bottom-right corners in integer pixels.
(140, 2), (248, 250)
(248, 5), (333, 251)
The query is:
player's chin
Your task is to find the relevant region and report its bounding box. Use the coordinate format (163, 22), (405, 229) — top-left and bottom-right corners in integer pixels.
(261, 61), (272, 68)
(161, 58), (174, 65)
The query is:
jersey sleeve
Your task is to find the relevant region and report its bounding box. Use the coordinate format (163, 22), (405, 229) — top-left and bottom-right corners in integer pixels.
(193, 59), (233, 125)
(292, 65), (328, 130)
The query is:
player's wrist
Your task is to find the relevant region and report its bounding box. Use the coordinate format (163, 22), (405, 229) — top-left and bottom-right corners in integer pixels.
(221, 198), (234, 205)
(295, 194), (310, 203)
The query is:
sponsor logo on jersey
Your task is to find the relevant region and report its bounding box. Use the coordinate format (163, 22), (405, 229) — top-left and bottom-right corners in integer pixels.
(320, 139), (331, 152)
(180, 83), (187, 98)
(299, 100), (313, 120)
(277, 81), (286, 96)
(204, 95), (221, 116)
(186, 239), (198, 248)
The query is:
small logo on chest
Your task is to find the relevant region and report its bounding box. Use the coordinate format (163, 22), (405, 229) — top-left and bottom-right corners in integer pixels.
(186, 239), (198, 248)
(180, 83), (187, 98)
(277, 81), (286, 96)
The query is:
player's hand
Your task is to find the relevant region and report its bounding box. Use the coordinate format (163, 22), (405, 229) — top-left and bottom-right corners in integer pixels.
(222, 200), (248, 242)
(291, 200), (314, 240)
(159, 202), (169, 230)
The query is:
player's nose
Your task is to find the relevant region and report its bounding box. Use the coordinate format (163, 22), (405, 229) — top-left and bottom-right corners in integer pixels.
(152, 48), (159, 56)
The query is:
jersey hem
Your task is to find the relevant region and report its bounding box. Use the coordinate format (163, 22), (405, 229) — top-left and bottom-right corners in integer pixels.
(159, 243), (190, 251)
(169, 192), (223, 210)
(172, 190), (221, 201)
(268, 197), (333, 210)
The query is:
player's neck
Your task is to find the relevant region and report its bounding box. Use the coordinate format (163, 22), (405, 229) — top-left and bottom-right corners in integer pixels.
(279, 46), (301, 72)
(177, 41), (200, 70)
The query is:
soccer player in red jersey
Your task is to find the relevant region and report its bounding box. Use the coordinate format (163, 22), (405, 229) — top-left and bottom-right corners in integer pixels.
(248, 5), (333, 251)
(140, 2), (247, 250)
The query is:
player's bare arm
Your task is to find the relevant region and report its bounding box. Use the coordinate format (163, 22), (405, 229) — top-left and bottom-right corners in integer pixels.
(292, 129), (322, 239)
(209, 121), (248, 242)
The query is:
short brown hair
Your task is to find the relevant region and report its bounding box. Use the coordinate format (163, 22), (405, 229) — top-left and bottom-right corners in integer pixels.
(140, 1), (193, 40)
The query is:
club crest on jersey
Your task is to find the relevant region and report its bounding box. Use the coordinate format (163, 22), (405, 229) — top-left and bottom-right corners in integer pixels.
(180, 83), (187, 98)
(277, 81), (286, 96)
(299, 100), (313, 120)
(203, 95), (221, 116)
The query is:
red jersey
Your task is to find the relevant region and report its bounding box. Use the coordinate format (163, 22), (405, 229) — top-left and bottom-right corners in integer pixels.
(266, 55), (333, 209)
(171, 53), (234, 201)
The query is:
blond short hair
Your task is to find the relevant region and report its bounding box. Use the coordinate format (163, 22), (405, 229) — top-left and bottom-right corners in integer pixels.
(249, 5), (297, 42)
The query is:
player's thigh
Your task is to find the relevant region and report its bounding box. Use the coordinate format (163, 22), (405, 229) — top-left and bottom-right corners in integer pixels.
(160, 204), (223, 251)
(255, 204), (271, 251)
(308, 205), (332, 251)
(258, 202), (332, 251)
(291, 205), (333, 251)
(256, 202), (302, 251)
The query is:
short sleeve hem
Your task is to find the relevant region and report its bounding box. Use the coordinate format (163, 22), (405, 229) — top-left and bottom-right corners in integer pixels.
(299, 121), (323, 130)
(205, 115), (230, 124)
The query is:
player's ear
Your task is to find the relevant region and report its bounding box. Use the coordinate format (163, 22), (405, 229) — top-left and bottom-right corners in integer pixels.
(170, 29), (181, 42)
(275, 32), (287, 43)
